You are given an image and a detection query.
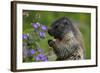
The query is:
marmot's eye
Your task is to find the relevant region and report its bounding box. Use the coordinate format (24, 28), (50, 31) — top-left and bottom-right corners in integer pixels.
(55, 25), (59, 28)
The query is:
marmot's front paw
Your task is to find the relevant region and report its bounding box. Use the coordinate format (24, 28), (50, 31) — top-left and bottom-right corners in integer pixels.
(48, 40), (55, 47)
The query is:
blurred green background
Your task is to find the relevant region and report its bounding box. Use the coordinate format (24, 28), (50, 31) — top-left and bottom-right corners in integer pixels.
(23, 10), (91, 59)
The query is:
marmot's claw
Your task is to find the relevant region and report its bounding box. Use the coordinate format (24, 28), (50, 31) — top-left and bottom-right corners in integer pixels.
(48, 40), (55, 47)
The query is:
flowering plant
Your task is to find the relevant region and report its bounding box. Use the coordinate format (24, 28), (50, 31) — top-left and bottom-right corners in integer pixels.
(23, 22), (49, 62)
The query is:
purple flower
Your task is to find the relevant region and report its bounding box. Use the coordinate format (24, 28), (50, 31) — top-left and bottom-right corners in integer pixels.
(38, 53), (45, 58)
(24, 49), (35, 57)
(38, 48), (43, 53)
(35, 56), (40, 61)
(30, 49), (35, 55)
(39, 32), (45, 38)
(41, 25), (47, 31)
(32, 23), (39, 29)
(23, 34), (28, 39)
(34, 53), (48, 61)
(41, 56), (48, 61)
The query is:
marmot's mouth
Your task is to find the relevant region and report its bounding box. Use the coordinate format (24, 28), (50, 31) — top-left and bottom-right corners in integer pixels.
(48, 29), (64, 41)
(54, 35), (63, 41)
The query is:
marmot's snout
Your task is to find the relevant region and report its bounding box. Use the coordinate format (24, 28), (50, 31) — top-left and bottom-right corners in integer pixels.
(48, 29), (53, 36)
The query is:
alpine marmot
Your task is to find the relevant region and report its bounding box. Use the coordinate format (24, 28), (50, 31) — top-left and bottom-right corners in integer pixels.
(48, 17), (85, 60)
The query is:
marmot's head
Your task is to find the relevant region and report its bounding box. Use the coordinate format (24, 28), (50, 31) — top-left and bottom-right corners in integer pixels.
(48, 17), (74, 40)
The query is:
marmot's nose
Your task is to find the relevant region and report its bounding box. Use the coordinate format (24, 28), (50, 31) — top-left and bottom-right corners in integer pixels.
(48, 29), (54, 36)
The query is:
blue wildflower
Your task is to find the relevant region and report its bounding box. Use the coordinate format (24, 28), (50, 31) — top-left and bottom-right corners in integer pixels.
(24, 49), (35, 57)
(35, 56), (40, 61)
(23, 34), (28, 39)
(38, 53), (45, 58)
(41, 25), (47, 31)
(30, 49), (35, 55)
(39, 32), (45, 38)
(37, 48), (43, 53)
(34, 53), (48, 61)
(32, 23), (39, 29)
(41, 56), (48, 61)
(38, 54), (48, 61)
